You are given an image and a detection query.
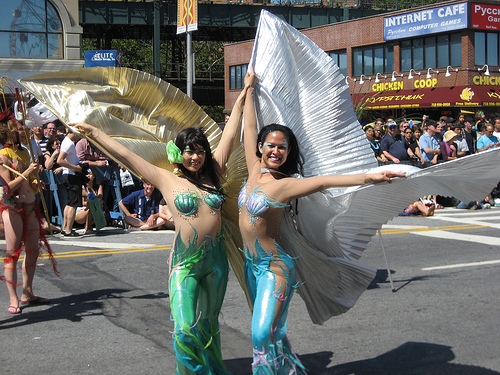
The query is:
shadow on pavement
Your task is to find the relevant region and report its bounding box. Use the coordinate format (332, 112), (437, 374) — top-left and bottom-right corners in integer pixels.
(367, 269), (440, 292)
(300, 342), (500, 375)
(0, 288), (130, 329)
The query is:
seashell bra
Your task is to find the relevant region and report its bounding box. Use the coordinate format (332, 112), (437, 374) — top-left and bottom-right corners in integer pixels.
(238, 183), (290, 224)
(174, 190), (224, 216)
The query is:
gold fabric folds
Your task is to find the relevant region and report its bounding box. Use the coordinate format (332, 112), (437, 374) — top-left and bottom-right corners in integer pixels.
(20, 67), (249, 305)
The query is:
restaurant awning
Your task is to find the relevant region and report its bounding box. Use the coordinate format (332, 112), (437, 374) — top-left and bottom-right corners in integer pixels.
(351, 85), (500, 109)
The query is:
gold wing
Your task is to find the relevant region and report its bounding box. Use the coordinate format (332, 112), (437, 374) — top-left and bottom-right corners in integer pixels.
(19, 67), (250, 306)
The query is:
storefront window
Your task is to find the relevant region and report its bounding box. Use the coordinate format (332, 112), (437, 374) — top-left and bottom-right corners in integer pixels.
(413, 39), (424, 71)
(229, 64), (247, 90)
(400, 32), (462, 71)
(328, 50), (347, 77)
(424, 37), (436, 69)
(475, 32), (500, 67)
(486, 33), (499, 67)
(0, 0), (63, 59)
(352, 43), (394, 77)
(450, 34), (461, 67)
(475, 32), (486, 66)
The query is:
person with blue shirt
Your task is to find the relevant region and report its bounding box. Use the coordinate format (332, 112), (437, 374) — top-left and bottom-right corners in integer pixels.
(477, 124), (500, 152)
(380, 121), (409, 164)
(118, 182), (164, 230)
(419, 120), (441, 165)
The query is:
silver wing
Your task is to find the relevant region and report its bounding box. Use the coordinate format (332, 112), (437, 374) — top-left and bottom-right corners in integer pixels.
(251, 10), (500, 324)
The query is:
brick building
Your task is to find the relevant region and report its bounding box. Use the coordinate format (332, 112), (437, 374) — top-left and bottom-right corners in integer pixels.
(225, 0), (500, 121)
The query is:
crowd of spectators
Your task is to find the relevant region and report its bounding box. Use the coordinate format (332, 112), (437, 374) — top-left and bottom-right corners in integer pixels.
(363, 111), (500, 213)
(0, 116), (174, 238)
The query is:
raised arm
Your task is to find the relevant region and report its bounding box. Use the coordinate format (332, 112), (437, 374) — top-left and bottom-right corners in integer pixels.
(69, 123), (173, 192)
(243, 67), (260, 176)
(276, 170), (406, 202)
(213, 68), (256, 175)
(0, 155), (39, 192)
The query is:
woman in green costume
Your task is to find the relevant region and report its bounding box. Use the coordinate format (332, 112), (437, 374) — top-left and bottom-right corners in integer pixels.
(71, 70), (256, 375)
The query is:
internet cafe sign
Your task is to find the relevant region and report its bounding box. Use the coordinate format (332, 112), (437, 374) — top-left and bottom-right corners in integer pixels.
(384, 2), (468, 40)
(471, 2), (500, 30)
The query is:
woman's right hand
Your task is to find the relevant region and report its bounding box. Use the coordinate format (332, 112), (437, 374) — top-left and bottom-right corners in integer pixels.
(25, 162), (39, 176)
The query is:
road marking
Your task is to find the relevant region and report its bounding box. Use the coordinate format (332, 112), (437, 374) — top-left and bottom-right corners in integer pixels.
(382, 225), (429, 229)
(47, 246), (171, 259)
(422, 259), (500, 271)
(380, 224), (488, 235)
(0, 240), (156, 249)
(1, 244), (172, 261)
(428, 215), (500, 229)
(432, 209), (500, 217)
(412, 230), (500, 246)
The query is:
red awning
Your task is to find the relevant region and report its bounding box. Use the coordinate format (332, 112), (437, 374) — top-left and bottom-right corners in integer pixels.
(351, 86), (500, 109)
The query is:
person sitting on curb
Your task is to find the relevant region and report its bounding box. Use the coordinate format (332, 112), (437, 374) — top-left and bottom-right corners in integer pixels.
(118, 182), (165, 230)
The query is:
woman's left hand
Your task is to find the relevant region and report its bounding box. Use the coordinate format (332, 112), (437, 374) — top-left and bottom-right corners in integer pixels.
(369, 171), (406, 184)
(244, 65), (257, 88)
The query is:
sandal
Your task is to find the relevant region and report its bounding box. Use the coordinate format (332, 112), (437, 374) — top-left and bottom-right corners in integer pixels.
(7, 305), (21, 314)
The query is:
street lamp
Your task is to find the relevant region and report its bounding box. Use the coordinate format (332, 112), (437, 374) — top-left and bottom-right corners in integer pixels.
(375, 73), (386, 83)
(445, 66), (458, 77)
(426, 68), (439, 79)
(408, 69), (418, 79)
(478, 64), (490, 76)
(391, 71), (402, 81)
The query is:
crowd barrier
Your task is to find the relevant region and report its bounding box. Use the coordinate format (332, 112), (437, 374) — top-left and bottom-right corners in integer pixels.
(40, 166), (126, 228)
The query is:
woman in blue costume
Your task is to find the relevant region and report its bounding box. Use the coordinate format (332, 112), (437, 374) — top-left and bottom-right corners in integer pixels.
(71, 69), (256, 375)
(240, 69), (405, 374)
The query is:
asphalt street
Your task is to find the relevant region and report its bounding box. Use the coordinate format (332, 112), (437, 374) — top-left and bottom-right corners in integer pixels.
(0, 206), (499, 375)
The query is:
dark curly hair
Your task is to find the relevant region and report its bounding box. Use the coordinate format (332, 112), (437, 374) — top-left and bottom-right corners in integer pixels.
(174, 127), (222, 194)
(256, 124), (304, 176)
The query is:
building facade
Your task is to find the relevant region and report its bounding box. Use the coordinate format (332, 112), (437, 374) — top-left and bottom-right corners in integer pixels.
(225, 0), (500, 121)
(0, 0), (83, 81)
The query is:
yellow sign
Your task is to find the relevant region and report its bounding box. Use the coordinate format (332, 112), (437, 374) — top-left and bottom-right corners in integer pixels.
(413, 78), (438, 88)
(371, 81), (404, 92)
(177, 0), (198, 34)
(473, 76), (500, 85)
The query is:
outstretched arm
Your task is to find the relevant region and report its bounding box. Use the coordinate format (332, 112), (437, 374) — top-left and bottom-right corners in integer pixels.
(243, 66), (260, 176)
(213, 68), (257, 175)
(277, 171), (406, 202)
(69, 122), (173, 192)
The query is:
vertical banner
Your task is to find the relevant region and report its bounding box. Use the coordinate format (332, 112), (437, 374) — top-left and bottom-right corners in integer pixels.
(177, 0), (198, 34)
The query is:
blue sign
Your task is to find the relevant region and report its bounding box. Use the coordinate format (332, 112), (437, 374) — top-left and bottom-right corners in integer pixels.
(384, 2), (468, 41)
(84, 50), (122, 67)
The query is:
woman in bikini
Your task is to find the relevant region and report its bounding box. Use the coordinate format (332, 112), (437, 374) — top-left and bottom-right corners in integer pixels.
(239, 70), (405, 374)
(71, 69), (256, 375)
(0, 118), (57, 314)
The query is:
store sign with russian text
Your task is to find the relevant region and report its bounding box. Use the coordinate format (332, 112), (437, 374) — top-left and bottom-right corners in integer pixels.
(471, 3), (500, 30)
(384, 2), (468, 41)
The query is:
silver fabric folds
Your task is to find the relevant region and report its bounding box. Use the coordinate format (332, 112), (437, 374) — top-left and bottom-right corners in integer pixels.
(250, 10), (500, 324)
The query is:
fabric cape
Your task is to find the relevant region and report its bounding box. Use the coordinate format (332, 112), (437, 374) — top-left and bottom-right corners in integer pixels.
(19, 10), (500, 325)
